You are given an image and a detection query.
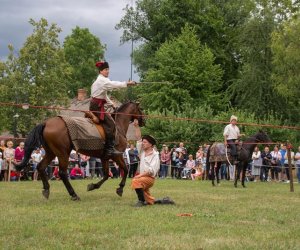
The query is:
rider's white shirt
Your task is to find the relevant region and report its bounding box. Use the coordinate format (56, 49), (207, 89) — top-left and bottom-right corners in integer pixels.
(223, 124), (240, 140)
(91, 74), (127, 105)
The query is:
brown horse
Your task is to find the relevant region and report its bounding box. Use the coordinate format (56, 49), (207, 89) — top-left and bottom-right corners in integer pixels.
(16, 101), (145, 200)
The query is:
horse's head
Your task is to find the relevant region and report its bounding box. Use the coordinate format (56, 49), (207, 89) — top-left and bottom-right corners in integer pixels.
(115, 101), (145, 127)
(256, 130), (272, 144)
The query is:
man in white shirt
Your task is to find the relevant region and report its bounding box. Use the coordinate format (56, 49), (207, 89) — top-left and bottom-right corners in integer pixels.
(223, 115), (241, 164)
(89, 61), (135, 158)
(130, 118), (161, 206)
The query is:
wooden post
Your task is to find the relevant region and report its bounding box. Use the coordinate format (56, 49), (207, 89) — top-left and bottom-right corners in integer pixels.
(286, 142), (294, 192)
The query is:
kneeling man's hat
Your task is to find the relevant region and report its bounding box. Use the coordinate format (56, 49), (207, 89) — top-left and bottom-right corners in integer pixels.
(142, 135), (157, 146)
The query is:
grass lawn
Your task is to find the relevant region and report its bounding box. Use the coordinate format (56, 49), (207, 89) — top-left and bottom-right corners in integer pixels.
(0, 178), (299, 250)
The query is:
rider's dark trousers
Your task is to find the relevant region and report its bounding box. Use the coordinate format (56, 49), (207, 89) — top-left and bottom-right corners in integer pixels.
(227, 139), (238, 158)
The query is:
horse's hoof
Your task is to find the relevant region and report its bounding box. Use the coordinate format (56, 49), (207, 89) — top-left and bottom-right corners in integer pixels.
(242, 185), (247, 188)
(71, 196), (81, 201)
(116, 188), (123, 197)
(42, 189), (50, 199)
(87, 183), (94, 191)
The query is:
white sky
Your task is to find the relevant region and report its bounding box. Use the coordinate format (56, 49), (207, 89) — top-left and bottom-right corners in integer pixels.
(0, 0), (138, 81)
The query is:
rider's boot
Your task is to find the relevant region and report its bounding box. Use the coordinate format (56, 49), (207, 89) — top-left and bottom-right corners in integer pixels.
(105, 135), (123, 158)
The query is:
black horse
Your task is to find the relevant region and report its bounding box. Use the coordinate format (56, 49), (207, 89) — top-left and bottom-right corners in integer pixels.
(207, 130), (271, 187)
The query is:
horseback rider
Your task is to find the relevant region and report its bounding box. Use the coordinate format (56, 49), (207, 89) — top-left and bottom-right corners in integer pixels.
(89, 61), (135, 158)
(223, 115), (242, 164)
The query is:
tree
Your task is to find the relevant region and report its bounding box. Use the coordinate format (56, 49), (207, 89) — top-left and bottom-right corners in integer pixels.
(226, 0), (299, 121)
(63, 26), (106, 97)
(133, 25), (223, 112)
(0, 18), (71, 136)
(271, 16), (300, 124)
(116, 0), (255, 83)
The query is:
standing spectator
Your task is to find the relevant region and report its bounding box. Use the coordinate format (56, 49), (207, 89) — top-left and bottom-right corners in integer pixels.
(69, 149), (79, 168)
(261, 146), (272, 182)
(160, 145), (171, 179)
(182, 154), (195, 179)
(95, 158), (103, 178)
(195, 146), (204, 167)
(14, 142), (25, 164)
(79, 154), (90, 178)
(31, 148), (42, 181)
(89, 157), (96, 179)
(176, 142), (186, 154)
(0, 140), (6, 181)
(128, 144), (139, 178)
(283, 148), (295, 183)
(251, 146), (262, 182)
(279, 144), (287, 181)
(170, 146), (177, 179)
(270, 145), (282, 182)
(4, 141), (15, 181)
(295, 146), (300, 183)
(70, 164), (84, 180)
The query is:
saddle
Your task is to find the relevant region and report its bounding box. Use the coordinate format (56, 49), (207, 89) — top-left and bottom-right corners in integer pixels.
(209, 141), (243, 163)
(84, 111), (106, 140)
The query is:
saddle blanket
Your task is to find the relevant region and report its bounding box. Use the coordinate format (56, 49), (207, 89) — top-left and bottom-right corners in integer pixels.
(59, 116), (104, 151)
(209, 143), (232, 163)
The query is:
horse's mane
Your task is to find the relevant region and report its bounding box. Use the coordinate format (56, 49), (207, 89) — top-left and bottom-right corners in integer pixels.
(115, 101), (134, 113)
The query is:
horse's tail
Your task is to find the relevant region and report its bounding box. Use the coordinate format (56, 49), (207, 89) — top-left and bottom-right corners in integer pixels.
(15, 123), (45, 171)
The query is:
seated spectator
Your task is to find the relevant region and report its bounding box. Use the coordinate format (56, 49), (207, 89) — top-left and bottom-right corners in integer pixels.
(182, 154), (195, 179)
(191, 165), (203, 180)
(70, 164), (84, 180)
(50, 166), (60, 180)
(69, 149), (79, 168)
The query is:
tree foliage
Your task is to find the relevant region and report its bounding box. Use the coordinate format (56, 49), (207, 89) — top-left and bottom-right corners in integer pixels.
(133, 26), (223, 112)
(271, 15), (300, 123)
(0, 18), (70, 136)
(63, 26), (106, 97)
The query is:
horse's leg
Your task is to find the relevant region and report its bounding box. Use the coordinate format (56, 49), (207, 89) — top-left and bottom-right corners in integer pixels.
(58, 157), (80, 201)
(216, 163), (220, 185)
(234, 163), (239, 188)
(87, 159), (109, 191)
(211, 162), (216, 186)
(241, 163), (247, 188)
(113, 156), (128, 197)
(37, 152), (55, 199)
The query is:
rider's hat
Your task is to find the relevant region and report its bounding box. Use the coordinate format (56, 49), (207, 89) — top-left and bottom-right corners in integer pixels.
(95, 61), (109, 71)
(142, 135), (157, 146)
(230, 115), (238, 122)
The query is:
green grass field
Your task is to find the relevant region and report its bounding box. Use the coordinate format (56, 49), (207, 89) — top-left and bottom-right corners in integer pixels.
(0, 179), (299, 250)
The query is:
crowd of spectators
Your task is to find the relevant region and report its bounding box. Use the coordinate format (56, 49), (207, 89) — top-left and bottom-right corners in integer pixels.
(0, 139), (299, 184)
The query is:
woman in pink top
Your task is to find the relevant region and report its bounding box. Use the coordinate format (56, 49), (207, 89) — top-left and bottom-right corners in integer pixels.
(14, 142), (25, 163)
